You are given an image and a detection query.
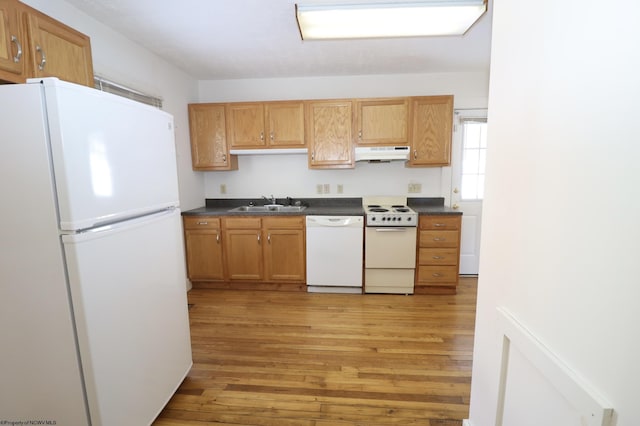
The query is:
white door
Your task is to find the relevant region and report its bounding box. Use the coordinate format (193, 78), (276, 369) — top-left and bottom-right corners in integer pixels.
(451, 110), (487, 275)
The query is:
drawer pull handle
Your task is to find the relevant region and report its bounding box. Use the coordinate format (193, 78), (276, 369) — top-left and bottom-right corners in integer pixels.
(432, 256), (444, 259)
(257, 233), (261, 243)
(433, 237), (446, 241)
(432, 273), (443, 277)
(434, 223), (445, 227)
(216, 234), (220, 243)
(197, 221), (208, 225)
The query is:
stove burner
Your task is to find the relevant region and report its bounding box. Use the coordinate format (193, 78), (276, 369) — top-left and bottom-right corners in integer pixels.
(369, 208), (389, 213)
(395, 208), (410, 212)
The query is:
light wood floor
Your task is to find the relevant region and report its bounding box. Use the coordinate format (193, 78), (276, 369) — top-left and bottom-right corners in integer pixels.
(154, 277), (477, 426)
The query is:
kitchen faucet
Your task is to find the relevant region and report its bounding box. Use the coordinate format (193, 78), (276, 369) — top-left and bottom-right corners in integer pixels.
(262, 194), (276, 205)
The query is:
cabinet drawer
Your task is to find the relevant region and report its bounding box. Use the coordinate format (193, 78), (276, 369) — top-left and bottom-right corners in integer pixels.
(223, 217), (262, 229)
(419, 215), (461, 230)
(263, 216), (304, 229)
(183, 216), (220, 230)
(417, 265), (458, 283)
(418, 248), (458, 265)
(419, 230), (459, 248)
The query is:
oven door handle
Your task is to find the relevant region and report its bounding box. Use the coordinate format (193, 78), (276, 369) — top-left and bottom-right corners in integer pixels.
(372, 228), (410, 232)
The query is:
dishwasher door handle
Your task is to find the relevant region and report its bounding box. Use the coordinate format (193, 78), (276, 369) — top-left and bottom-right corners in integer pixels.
(306, 216), (363, 228)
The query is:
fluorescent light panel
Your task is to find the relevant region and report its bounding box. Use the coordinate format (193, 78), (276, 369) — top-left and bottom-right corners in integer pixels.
(296, 0), (487, 40)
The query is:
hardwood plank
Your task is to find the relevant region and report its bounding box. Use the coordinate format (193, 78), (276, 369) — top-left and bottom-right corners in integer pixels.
(154, 277), (477, 425)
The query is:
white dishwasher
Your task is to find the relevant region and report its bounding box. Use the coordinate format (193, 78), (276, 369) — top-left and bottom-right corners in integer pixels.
(306, 216), (364, 293)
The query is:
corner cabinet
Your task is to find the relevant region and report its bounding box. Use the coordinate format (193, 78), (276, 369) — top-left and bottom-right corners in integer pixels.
(188, 103), (238, 171)
(0, 0), (93, 86)
(415, 215), (461, 294)
(306, 99), (354, 169)
(408, 95), (454, 167)
(183, 216), (225, 281)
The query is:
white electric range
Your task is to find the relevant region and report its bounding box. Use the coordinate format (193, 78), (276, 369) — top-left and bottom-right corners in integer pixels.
(363, 197), (418, 294)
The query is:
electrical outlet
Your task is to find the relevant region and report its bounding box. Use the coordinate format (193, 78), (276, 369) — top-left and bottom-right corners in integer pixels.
(408, 183), (422, 193)
(323, 183), (331, 194)
(316, 184), (323, 194)
(220, 184), (227, 194)
(337, 184), (344, 194)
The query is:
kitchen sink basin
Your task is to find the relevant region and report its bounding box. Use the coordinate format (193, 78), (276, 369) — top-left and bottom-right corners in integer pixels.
(228, 204), (307, 213)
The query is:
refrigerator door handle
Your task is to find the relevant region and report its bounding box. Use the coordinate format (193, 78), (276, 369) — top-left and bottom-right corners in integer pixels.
(62, 208), (178, 243)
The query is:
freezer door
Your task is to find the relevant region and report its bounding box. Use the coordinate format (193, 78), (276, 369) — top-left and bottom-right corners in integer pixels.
(62, 208), (192, 425)
(39, 78), (180, 231)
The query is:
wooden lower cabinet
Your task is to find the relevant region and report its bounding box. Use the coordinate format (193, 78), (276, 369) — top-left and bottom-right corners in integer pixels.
(210, 216), (306, 287)
(263, 217), (305, 282)
(415, 215), (462, 294)
(183, 216), (224, 281)
(223, 217), (264, 281)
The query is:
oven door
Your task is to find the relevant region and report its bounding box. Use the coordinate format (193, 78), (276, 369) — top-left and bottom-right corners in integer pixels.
(365, 227), (417, 268)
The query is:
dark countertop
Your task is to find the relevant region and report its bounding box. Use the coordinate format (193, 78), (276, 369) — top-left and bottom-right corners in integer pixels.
(182, 197), (461, 217)
(408, 197), (462, 216)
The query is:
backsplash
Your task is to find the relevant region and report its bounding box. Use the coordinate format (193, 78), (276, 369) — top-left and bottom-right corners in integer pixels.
(203, 154), (446, 199)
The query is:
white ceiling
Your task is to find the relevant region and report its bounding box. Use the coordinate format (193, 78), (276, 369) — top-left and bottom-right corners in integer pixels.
(63, 0), (493, 80)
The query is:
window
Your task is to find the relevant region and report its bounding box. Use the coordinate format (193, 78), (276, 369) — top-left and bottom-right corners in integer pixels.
(460, 118), (487, 200)
(94, 75), (163, 109)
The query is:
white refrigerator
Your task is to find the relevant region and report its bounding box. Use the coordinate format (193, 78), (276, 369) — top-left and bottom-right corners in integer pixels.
(0, 78), (193, 425)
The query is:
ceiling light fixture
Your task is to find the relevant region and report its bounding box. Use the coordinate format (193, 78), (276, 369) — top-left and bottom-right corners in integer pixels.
(295, 0), (487, 40)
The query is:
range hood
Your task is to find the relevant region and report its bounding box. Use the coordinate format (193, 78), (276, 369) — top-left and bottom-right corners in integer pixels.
(355, 146), (410, 162)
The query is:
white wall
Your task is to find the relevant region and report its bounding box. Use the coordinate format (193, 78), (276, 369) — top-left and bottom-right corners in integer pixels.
(22, 0), (203, 211)
(469, 0), (640, 425)
(198, 72), (489, 200)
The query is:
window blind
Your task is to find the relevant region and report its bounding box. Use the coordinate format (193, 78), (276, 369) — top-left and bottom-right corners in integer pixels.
(94, 75), (163, 109)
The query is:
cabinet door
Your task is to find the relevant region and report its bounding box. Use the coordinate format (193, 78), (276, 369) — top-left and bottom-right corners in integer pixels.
(263, 217), (305, 282)
(184, 217), (224, 281)
(408, 96), (453, 166)
(24, 7), (94, 87)
(355, 98), (409, 145)
(227, 103), (266, 148)
(306, 100), (354, 169)
(0, 0), (24, 79)
(224, 228), (264, 281)
(188, 103), (237, 171)
(265, 101), (305, 147)
(184, 229), (224, 281)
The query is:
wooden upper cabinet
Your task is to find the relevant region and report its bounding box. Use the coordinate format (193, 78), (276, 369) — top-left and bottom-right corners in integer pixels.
(264, 101), (305, 147)
(355, 98), (409, 146)
(408, 95), (454, 166)
(23, 5), (94, 87)
(227, 101), (305, 149)
(188, 103), (238, 171)
(0, 0), (24, 81)
(306, 99), (354, 169)
(227, 103), (266, 148)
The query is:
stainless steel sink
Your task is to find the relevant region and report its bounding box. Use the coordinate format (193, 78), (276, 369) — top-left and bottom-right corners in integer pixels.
(228, 204), (307, 213)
